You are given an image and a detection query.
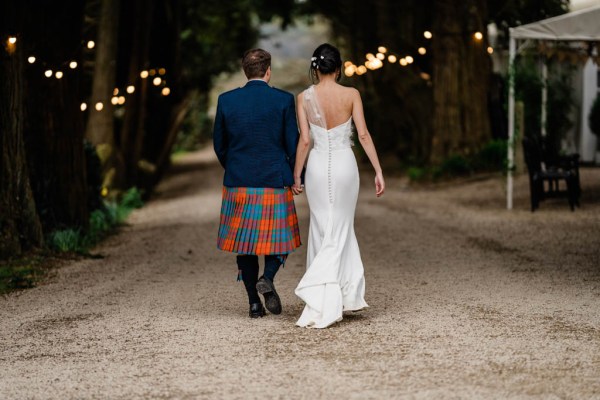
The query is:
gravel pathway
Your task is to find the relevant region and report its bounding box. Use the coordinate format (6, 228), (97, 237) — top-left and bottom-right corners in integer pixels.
(1, 148), (599, 399)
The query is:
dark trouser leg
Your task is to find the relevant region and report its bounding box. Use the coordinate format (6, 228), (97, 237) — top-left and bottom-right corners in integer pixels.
(237, 255), (260, 304)
(263, 255), (282, 282)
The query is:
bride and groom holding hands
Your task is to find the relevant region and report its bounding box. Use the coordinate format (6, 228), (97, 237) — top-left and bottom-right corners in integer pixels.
(213, 44), (385, 329)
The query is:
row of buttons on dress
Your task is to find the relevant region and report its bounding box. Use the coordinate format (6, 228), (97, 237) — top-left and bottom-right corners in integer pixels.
(328, 133), (333, 204)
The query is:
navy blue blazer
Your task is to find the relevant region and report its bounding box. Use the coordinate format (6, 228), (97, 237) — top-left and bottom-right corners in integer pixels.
(213, 80), (299, 188)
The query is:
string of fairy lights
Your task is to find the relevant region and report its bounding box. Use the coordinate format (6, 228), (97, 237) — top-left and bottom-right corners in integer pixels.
(343, 30), (493, 79)
(2, 35), (171, 112)
(4, 29), (494, 100)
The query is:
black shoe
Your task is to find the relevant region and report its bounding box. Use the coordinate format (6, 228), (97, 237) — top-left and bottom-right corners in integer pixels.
(249, 302), (265, 318)
(256, 276), (282, 315)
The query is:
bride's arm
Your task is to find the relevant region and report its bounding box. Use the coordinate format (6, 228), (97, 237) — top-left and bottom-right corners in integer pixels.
(351, 89), (385, 197)
(292, 92), (310, 195)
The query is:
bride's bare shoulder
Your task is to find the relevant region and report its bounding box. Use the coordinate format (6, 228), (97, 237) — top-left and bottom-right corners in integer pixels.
(339, 85), (360, 97)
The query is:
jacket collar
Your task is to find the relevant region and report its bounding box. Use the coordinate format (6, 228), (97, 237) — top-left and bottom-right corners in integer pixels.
(244, 79), (269, 88)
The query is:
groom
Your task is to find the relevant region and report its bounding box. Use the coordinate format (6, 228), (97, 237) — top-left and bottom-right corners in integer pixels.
(213, 49), (301, 318)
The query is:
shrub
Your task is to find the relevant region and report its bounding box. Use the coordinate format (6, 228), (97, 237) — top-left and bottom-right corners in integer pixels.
(48, 229), (84, 253)
(49, 187), (144, 254)
(439, 155), (472, 177)
(408, 139), (509, 182)
(473, 139), (508, 172)
(407, 166), (427, 181)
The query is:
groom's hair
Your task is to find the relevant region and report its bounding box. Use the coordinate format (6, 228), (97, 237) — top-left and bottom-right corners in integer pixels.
(242, 49), (271, 79)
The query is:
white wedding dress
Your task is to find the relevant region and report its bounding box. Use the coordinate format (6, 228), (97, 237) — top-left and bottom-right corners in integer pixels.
(295, 86), (368, 328)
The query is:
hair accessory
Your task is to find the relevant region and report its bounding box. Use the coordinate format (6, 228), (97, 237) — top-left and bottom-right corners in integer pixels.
(311, 57), (317, 61)
(320, 56), (324, 59)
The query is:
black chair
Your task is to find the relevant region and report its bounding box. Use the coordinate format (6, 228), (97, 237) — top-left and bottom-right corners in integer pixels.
(522, 137), (580, 212)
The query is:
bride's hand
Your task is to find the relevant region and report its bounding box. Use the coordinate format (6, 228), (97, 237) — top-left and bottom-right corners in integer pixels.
(375, 172), (385, 197)
(292, 176), (304, 195)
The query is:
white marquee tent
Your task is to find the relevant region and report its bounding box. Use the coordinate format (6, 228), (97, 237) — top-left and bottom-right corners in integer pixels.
(506, 5), (600, 209)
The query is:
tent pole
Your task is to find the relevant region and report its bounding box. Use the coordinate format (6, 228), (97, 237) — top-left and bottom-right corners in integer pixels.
(507, 34), (516, 210)
(541, 60), (548, 137)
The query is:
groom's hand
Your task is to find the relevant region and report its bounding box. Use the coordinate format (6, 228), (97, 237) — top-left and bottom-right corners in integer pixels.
(292, 177), (304, 195)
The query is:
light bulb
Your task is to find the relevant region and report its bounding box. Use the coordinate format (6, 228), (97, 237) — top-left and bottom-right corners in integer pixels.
(399, 58), (408, 66)
(80, 103), (87, 111)
(95, 102), (103, 111)
(366, 53), (375, 61)
(8, 37), (17, 44)
(405, 56), (414, 64)
(474, 32), (483, 41)
(418, 47), (427, 55)
(140, 70), (149, 79)
(158, 68), (166, 75)
(55, 71), (63, 79)
(87, 41), (95, 49)
(111, 97), (119, 105)
(376, 53), (385, 60)
(118, 96), (125, 105)
(487, 46), (494, 54)
(44, 70), (53, 78)
(126, 85), (135, 94)
(152, 77), (161, 86)
(161, 87), (171, 96)
(377, 46), (387, 54)
(69, 61), (77, 69)
(28, 56), (36, 64)
(387, 55), (397, 63)
(113, 88), (119, 96)
(424, 31), (432, 39)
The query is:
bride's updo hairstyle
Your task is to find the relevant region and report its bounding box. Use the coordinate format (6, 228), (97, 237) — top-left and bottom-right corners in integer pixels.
(310, 43), (342, 83)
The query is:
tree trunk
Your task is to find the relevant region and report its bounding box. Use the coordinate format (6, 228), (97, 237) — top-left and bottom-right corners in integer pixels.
(143, 0), (188, 188)
(0, 4), (44, 258)
(120, 0), (154, 187)
(85, 0), (120, 148)
(85, 0), (124, 192)
(430, 0), (491, 163)
(22, 0), (89, 231)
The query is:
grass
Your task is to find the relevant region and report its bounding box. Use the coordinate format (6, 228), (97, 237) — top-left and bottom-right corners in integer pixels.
(0, 254), (52, 294)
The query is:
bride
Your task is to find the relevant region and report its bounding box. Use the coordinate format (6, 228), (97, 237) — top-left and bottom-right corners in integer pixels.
(291, 43), (385, 328)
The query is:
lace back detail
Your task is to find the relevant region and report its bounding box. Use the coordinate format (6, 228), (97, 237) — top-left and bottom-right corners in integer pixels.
(302, 86), (354, 152)
(302, 85), (327, 129)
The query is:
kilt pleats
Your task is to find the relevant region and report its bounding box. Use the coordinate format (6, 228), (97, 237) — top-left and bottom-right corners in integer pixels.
(217, 187), (301, 255)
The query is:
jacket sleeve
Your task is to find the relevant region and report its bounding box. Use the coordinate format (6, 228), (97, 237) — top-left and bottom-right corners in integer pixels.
(283, 94), (299, 171)
(213, 97), (227, 168)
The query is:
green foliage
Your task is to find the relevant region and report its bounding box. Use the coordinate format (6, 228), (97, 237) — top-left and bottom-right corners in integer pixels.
(48, 229), (84, 253)
(438, 155), (472, 177)
(0, 256), (46, 294)
(119, 187), (143, 210)
(407, 166), (427, 181)
(473, 139), (508, 171)
(177, 0), (296, 147)
(489, 0), (569, 47)
(510, 56), (574, 164)
(408, 139), (508, 182)
(49, 187), (143, 254)
(173, 93), (213, 152)
(546, 69), (574, 161)
(513, 57), (543, 140)
(589, 94), (600, 138)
